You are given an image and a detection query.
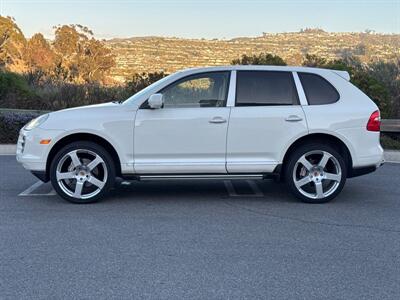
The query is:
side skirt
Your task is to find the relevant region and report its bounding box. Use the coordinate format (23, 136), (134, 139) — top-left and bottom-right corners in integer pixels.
(121, 173), (280, 181)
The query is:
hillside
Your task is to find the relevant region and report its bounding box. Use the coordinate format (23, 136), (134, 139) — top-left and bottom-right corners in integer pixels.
(107, 30), (400, 82)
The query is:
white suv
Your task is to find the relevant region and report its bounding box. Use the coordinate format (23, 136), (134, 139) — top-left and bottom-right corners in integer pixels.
(17, 66), (384, 204)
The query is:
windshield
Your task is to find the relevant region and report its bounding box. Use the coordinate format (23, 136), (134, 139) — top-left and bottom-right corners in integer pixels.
(122, 74), (174, 105)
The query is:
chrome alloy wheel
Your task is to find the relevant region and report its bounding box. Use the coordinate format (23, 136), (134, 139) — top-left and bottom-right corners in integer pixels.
(56, 149), (108, 199)
(292, 150), (342, 200)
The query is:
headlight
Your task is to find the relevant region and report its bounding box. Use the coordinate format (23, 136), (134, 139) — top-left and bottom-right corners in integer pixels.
(24, 114), (49, 131)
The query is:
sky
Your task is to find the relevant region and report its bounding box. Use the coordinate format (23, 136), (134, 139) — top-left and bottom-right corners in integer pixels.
(1, 0), (399, 39)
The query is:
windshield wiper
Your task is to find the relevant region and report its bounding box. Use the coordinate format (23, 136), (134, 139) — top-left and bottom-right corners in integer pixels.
(112, 100), (124, 104)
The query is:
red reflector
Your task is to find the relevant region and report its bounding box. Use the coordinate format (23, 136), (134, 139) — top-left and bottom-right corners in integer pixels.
(366, 110), (381, 132)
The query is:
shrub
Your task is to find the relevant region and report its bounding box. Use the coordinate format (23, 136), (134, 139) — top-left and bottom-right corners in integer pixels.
(126, 72), (167, 94)
(381, 133), (400, 150)
(0, 71), (44, 109)
(232, 53), (286, 66)
(0, 110), (42, 143)
(1, 70), (166, 112)
(302, 55), (394, 118)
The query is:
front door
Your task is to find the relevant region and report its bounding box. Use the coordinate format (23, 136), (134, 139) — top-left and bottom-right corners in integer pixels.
(134, 71), (231, 174)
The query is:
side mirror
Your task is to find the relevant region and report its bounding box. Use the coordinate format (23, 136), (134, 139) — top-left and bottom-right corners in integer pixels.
(148, 93), (164, 109)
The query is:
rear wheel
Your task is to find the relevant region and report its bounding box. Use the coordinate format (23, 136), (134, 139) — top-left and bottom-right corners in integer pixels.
(284, 143), (347, 203)
(50, 141), (115, 204)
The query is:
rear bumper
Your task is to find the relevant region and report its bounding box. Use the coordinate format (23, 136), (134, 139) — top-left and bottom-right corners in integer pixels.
(335, 128), (384, 168)
(348, 160), (384, 178)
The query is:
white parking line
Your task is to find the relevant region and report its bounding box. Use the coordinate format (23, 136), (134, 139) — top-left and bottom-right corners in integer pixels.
(246, 180), (264, 197)
(18, 181), (56, 197)
(224, 180), (264, 197)
(20, 179), (265, 197)
(224, 180), (239, 197)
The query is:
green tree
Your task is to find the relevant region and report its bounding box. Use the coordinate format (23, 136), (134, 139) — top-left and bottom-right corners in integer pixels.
(302, 54), (392, 117)
(53, 24), (115, 83)
(53, 25), (81, 57)
(369, 60), (400, 118)
(232, 53), (286, 65)
(352, 70), (390, 116)
(302, 54), (328, 67)
(75, 39), (115, 82)
(24, 33), (56, 73)
(0, 16), (27, 71)
(126, 72), (167, 94)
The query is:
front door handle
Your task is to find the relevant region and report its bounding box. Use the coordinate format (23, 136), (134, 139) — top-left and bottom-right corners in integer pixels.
(285, 115), (303, 122)
(209, 117), (227, 124)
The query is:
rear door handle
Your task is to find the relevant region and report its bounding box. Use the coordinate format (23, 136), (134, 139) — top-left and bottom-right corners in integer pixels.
(285, 115), (303, 122)
(209, 117), (227, 124)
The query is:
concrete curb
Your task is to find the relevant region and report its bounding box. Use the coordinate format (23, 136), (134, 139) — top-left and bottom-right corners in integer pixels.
(0, 144), (16, 155)
(1, 144), (400, 163)
(384, 150), (400, 163)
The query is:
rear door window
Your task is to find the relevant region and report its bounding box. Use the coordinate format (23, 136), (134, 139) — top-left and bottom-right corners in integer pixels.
(236, 71), (299, 106)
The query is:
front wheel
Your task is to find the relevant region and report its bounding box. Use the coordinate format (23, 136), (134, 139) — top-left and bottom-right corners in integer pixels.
(284, 144), (347, 203)
(50, 141), (116, 204)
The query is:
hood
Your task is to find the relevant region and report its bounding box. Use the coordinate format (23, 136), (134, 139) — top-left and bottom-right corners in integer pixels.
(40, 101), (129, 130)
(52, 102), (120, 114)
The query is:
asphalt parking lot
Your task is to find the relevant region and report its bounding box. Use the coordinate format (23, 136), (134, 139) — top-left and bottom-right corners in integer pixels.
(1, 155), (400, 299)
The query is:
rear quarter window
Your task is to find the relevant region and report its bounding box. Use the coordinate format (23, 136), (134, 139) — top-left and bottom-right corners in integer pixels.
(298, 72), (339, 105)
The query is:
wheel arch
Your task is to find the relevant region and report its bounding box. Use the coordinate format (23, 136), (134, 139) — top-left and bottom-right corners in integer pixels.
(280, 133), (353, 176)
(46, 133), (122, 181)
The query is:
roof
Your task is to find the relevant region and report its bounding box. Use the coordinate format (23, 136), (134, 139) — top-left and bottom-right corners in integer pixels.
(177, 65), (350, 81)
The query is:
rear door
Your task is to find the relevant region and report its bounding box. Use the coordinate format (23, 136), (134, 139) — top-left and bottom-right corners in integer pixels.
(226, 70), (308, 173)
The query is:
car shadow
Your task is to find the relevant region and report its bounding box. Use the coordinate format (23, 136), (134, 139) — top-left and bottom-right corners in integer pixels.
(103, 179), (298, 205)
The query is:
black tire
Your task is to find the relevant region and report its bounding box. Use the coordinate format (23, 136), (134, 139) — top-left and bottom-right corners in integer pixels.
(284, 143), (347, 203)
(50, 141), (116, 204)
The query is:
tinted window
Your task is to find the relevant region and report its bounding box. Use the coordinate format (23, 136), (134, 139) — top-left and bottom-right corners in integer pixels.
(236, 71), (298, 106)
(160, 72), (230, 108)
(299, 73), (339, 105)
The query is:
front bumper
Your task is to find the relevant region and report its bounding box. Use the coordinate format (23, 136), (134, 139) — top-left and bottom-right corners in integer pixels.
(16, 127), (65, 172)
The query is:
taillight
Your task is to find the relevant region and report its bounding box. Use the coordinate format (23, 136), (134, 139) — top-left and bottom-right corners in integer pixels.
(366, 110), (381, 132)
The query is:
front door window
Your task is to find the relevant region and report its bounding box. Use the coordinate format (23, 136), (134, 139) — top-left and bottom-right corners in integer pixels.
(160, 72), (230, 108)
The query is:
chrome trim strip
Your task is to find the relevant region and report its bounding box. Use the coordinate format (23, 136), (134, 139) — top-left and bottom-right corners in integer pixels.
(138, 174), (264, 180)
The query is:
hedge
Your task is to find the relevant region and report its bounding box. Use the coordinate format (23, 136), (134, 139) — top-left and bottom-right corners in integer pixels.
(0, 110), (43, 143)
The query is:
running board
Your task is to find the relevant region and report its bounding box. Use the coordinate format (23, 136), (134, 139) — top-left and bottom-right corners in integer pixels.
(137, 174), (265, 181)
